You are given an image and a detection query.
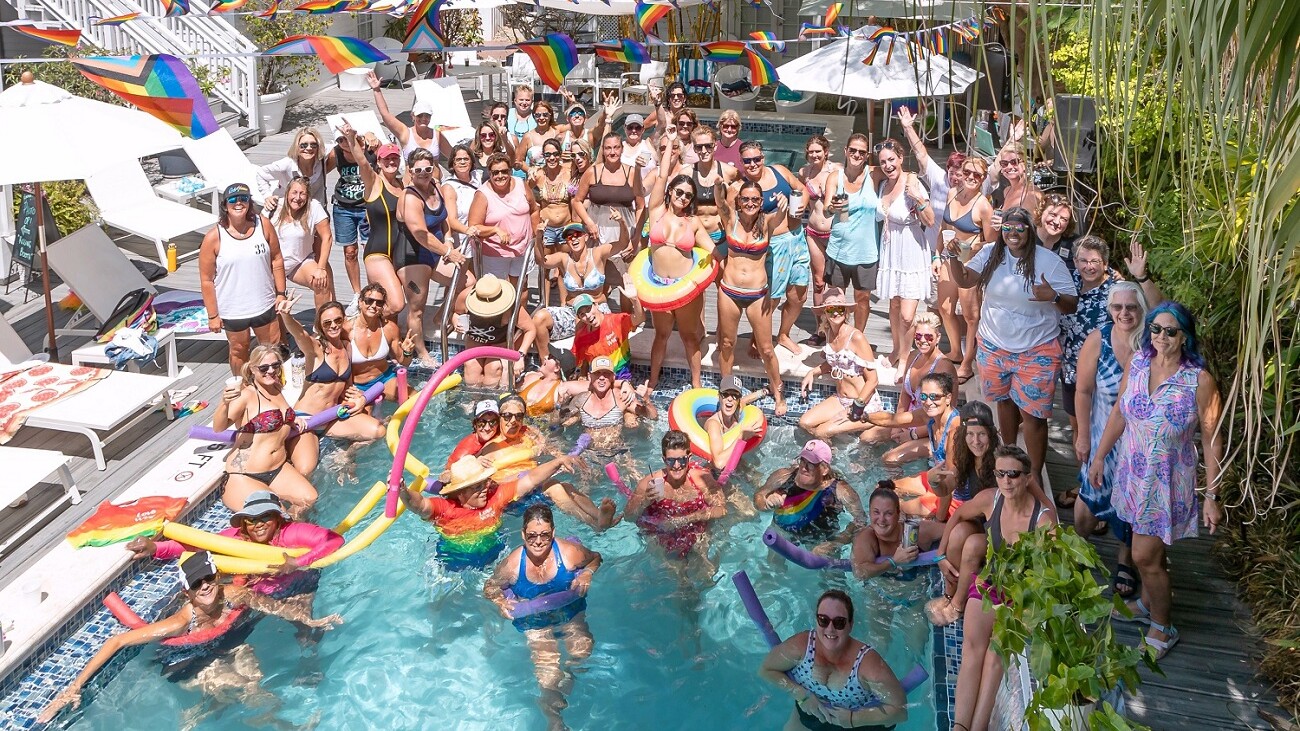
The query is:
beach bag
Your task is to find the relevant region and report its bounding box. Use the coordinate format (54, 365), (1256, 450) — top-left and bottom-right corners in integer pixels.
(95, 288), (157, 343)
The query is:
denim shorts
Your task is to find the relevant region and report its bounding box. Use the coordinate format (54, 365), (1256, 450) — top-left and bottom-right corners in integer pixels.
(332, 204), (369, 246)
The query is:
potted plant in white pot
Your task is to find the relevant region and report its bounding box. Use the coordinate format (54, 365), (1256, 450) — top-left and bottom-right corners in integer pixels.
(245, 0), (333, 135)
(984, 526), (1158, 730)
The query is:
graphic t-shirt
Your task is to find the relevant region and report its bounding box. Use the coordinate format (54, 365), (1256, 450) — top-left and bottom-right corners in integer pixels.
(573, 312), (634, 381)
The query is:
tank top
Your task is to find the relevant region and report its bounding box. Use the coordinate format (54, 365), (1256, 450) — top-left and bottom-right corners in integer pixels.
(401, 185), (447, 245)
(400, 132), (439, 161)
(214, 217), (276, 319)
(467, 311), (508, 345)
(928, 409), (959, 466)
(511, 542), (586, 630)
(759, 166), (792, 214)
(826, 172), (881, 266)
(693, 166), (719, 205)
(987, 492), (1047, 552)
(332, 147), (365, 209)
(589, 164), (637, 207)
(480, 181), (532, 257)
(788, 633), (881, 709)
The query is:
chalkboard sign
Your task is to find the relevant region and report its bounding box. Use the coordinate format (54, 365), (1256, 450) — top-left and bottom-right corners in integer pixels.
(12, 190), (61, 274)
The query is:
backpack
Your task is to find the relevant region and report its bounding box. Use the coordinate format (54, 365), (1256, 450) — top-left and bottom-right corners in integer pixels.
(95, 288), (157, 343)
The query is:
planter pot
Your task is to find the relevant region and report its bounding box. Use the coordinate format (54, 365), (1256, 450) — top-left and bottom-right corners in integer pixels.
(1043, 701), (1096, 730)
(156, 148), (198, 179)
(258, 91), (289, 136)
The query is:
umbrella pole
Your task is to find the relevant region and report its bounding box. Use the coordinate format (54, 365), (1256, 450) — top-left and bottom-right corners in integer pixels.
(35, 182), (59, 361)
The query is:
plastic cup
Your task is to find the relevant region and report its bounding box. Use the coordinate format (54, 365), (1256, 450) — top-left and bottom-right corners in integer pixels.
(958, 240), (974, 263)
(941, 230), (957, 245)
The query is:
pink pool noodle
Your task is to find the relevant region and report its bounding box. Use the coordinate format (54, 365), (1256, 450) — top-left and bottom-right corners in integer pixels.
(397, 368), (408, 402)
(716, 442), (745, 485)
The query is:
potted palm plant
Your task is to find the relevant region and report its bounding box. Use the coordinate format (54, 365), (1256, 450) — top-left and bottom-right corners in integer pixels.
(244, 0), (333, 134)
(983, 526), (1157, 730)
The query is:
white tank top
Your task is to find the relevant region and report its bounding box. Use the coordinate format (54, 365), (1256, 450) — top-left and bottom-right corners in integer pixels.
(401, 132), (440, 162)
(215, 217), (277, 319)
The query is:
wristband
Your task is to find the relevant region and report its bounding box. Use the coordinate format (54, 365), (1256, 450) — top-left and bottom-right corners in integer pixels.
(1134, 273), (1151, 282)
(276, 290), (287, 297)
(886, 558), (899, 569)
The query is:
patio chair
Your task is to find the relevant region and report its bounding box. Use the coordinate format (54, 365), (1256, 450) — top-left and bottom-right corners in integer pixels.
(676, 58), (715, 103)
(180, 128), (270, 209)
(84, 160), (218, 266)
(620, 60), (667, 104)
(775, 84), (816, 114)
(371, 36), (418, 89)
(507, 52), (538, 94)
(568, 55), (622, 104)
(0, 446), (81, 556)
(714, 65), (758, 112)
(0, 315), (177, 470)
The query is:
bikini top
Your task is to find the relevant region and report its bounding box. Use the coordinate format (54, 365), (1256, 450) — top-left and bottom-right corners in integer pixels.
(788, 633), (880, 709)
(650, 216), (695, 252)
(944, 202), (982, 234)
(580, 393), (624, 429)
(724, 219), (769, 256)
(350, 320), (391, 363)
(519, 376), (560, 417)
(562, 247), (606, 293)
(902, 351), (939, 401)
(239, 391), (294, 434)
(822, 339), (873, 379)
(692, 167), (719, 206)
(305, 350), (353, 384)
(589, 164), (637, 208)
(760, 166), (793, 214)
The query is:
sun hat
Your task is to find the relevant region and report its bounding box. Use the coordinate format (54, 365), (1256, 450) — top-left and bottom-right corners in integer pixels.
(571, 293), (596, 313)
(799, 439), (833, 465)
(718, 375), (744, 396)
(438, 454), (496, 495)
(229, 490), (289, 527)
(624, 113), (645, 127)
(375, 143), (401, 160)
(590, 356), (616, 375)
(466, 274), (516, 318)
(412, 100), (434, 117)
(816, 287), (850, 309)
(179, 551), (218, 590)
(474, 399), (500, 418)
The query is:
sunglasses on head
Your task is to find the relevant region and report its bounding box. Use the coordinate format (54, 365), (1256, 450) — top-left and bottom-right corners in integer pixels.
(816, 614), (848, 630)
(1148, 323), (1182, 338)
(873, 141), (900, 152)
(995, 469), (1027, 479)
(664, 455), (689, 468)
(225, 194), (251, 205)
(741, 156), (763, 165)
(254, 361), (283, 374)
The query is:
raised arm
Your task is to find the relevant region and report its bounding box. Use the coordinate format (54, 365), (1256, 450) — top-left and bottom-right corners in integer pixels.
(896, 106), (934, 174)
(367, 71), (411, 147)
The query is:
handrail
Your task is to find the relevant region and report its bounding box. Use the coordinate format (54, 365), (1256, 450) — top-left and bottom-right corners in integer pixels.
(437, 238), (470, 364)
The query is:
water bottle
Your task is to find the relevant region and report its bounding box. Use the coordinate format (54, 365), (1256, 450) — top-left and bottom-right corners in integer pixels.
(289, 354), (306, 389)
(166, 242), (178, 273)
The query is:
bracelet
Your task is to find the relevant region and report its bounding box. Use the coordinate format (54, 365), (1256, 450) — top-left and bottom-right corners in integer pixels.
(402, 349), (415, 357)
(886, 558), (899, 570)
(1134, 273), (1151, 282)
(1205, 492), (1222, 503)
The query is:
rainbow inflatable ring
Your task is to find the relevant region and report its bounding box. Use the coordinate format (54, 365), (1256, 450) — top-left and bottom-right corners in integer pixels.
(668, 388), (767, 460)
(629, 247), (718, 312)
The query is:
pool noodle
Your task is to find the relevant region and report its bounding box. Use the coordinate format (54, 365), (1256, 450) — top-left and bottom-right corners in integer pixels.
(189, 380), (386, 443)
(762, 528), (943, 571)
(397, 367), (408, 402)
(716, 442), (745, 485)
(428, 434), (591, 495)
(160, 521), (309, 563)
(103, 591), (248, 647)
(606, 463), (633, 497)
(386, 346), (523, 518)
(730, 570), (929, 709)
(385, 374), (463, 480)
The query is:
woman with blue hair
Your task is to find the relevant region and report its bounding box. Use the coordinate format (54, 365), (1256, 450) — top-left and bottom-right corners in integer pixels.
(1089, 301), (1224, 660)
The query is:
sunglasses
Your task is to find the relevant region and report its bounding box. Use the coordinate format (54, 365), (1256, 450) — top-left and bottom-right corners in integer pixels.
(298, 142), (319, 150)
(1075, 258), (1105, 267)
(668, 92), (686, 98)
(490, 168), (511, 178)
(575, 152), (590, 158)
(816, 614), (848, 630)
(491, 113), (507, 121)
(677, 121), (696, 129)
(321, 317), (344, 328)
(845, 147), (869, 157)
(995, 469), (1027, 479)
(914, 332), (936, 342)
(1148, 323), (1183, 338)
(242, 513), (277, 526)
(535, 113), (552, 120)
(1109, 303), (1141, 313)
(741, 156), (763, 165)
(1001, 223), (1029, 233)
(664, 455), (689, 468)
(225, 194), (251, 205)
(917, 392), (947, 402)
(501, 411), (525, 421)
(824, 306), (846, 316)
(191, 575), (217, 589)
(474, 416), (499, 428)
(454, 157), (472, 165)
(480, 132), (497, 139)
(569, 110), (586, 118)
(1000, 159), (1023, 167)
(693, 143), (713, 152)
(671, 189), (694, 200)
(363, 297), (386, 307)
(254, 361), (283, 374)
(524, 530), (553, 543)
(411, 166), (435, 175)
(720, 123), (739, 130)
(873, 141), (900, 152)
(738, 196), (763, 205)
(626, 124), (644, 131)
(961, 169), (983, 179)
(720, 391), (741, 400)
(542, 151), (560, 159)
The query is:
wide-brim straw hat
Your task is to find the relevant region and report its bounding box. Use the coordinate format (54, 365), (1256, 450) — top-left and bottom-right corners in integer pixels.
(816, 286), (850, 309)
(466, 274), (516, 318)
(439, 454), (496, 495)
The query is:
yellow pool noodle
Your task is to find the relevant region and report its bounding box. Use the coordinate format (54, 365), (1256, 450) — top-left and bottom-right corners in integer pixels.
(162, 521), (308, 562)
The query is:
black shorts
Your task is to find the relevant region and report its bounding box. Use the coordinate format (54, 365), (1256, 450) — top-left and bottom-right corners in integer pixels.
(827, 258), (879, 291)
(223, 306), (277, 333)
(1060, 379), (1077, 418)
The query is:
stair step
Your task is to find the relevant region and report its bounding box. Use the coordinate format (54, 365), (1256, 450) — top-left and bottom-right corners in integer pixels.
(230, 126), (260, 145)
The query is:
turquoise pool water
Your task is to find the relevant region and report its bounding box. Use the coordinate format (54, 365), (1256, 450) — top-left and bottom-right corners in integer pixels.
(64, 390), (937, 730)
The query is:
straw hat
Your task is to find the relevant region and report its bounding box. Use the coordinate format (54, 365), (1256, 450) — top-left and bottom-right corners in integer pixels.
(816, 287), (850, 308)
(438, 454), (496, 495)
(466, 274), (516, 318)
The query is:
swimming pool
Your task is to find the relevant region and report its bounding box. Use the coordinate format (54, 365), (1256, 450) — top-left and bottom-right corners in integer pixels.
(38, 376), (941, 730)
(612, 110), (851, 171)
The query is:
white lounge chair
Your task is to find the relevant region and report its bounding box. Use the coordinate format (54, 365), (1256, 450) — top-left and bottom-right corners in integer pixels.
(714, 65), (759, 112)
(0, 446), (81, 556)
(620, 60), (667, 104)
(0, 316), (177, 470)
(85, 160), (218, 265)
(507, 52), (538, 93)
(569, 55), (622, 104)
(181, 128), (271, 209)
(372, 36), (418, 89)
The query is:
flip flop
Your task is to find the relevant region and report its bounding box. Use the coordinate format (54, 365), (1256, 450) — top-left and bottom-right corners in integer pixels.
(1055, 488), (1078, 510)
(1142, 622), (1180, 660)
(955, 368), (975, 385)
(1111, 563), (1139, 600)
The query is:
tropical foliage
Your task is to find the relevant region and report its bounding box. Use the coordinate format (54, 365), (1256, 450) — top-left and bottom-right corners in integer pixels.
(244, 0), (334, 94)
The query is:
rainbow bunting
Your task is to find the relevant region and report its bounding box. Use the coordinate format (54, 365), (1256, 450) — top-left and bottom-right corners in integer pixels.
(928, 29), (947, 54)
(264, 35), (388, 74)
(403, 11), (445, 50)
(747, 31), (786, 53)
(700, 40), (746, 62)
(404, 0), (445, 39)
(514, 33), (577, 91)
(254, 0), (280, 17)
(593, 38), (650, 64)
(73, 54), (219, 139)
(823, 1), (841, 27)
(161, 0), (190, 16)
(208, 0), (248, 12)
(345, 0), (369, 9)
(292, 0), (349, 12)
(10, 25), (81, 47)
(94, 13), (141, 26)
(798, 22), (838, 38)
(634, 2), (671, 41)
(743, 48), (778, 86)
(66, 496), (188, 549)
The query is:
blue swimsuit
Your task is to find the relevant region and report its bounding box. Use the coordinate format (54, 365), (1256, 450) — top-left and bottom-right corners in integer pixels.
(511, 541), (587, 631)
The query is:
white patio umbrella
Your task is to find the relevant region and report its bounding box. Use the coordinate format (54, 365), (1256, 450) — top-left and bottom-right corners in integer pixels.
(0, 73), (185, 360)
(776, 31), (981, 100)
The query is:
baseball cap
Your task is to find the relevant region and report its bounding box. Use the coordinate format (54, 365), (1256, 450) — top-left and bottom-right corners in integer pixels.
(567, 104), (587, 117)
(412, 100), (434, 117)
(591, 356), (615, 374)
(561, 222), (587, 237)
(571, 293), (596, 312)
(799, 439), (833, 465)
(179, 551), (218, 590)
(718, 375), (743, 396)
(474, 399), (500, 418)
(624, 114), (645, 127)
(376, 143), (401, 160)
(229, 490), (289, 527)
(222, 182), (251, 200)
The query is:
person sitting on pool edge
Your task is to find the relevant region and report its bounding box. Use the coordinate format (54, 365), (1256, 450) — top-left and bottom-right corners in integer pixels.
(399, 452), (616, 569)
(37, 551), (343, 724)
(571, 292), (642, 385)
(754, 439), (866, 547)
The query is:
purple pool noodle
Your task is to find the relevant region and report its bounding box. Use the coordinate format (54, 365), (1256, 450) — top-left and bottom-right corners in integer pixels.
(763, 528), (943, 571)
(190, 380), (385, 442)
(503, 588), (583, 620)
(568, 434), (592, 456)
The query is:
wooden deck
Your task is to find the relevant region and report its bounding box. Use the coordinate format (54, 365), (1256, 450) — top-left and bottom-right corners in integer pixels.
(0, 84), (1287, 729)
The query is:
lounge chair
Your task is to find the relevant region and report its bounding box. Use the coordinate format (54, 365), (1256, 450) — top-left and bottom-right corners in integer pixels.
(677, 58), (716, 103)
(507, 52), (538, 94)
(0, 316), (177, 470)
(621, 60), (667, 105)
(180, 128), (271, 209)
(84, 160), (218, 265)
(0, 446), (81, 556)
(568, 55), (622, 104)
(714, 65), (758, 112)
(371, 36), (418, 89)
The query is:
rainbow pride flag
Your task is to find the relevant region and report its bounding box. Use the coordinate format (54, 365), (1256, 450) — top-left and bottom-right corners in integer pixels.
(94, 13), (141, 26)
(743, 48), (778, 86)
(208, 0), (248, 12)
(10, 25), (81, 47)
(747, 31), (786, 53)
(593, 38), (650, 64)
(701, 40), (746, 62)
(514, 33), (578, 91)
(292, 0), (349, 12)
(404, 0), (445, 37)
(928, 29), (948, 54)
(264, 35), (388, 74)
(254, 0), (280, 17)
(161, 0), (190, 16)
(72, 54), (219, 139)
(822, 1), (842, 27)
(66, 496), (188, 548)
(798, 22), (837, 38)
(634, 1), (671, 41)
(403, 0), (446, 52)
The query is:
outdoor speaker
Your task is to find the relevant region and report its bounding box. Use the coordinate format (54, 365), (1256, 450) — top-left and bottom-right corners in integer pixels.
(1051, 94), (1097, 174)
(972, 44), (1009, 113)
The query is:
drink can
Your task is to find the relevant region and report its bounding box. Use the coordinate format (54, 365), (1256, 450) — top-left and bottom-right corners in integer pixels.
(903, 518), (919, 548)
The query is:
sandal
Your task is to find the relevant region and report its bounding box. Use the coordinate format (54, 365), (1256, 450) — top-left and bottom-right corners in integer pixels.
(1111, 563), (1140, 600)
(1111, 596), (1151, 624)
(1055, 488), (1078, 510)
(1142, 621), (1180, 660)
(956, 366), (975, 385)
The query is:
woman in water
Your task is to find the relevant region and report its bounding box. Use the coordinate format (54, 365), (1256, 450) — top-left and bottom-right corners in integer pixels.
(401, 147), (468, 364)
(575, 132), (644, 255)
(643, 171), (716, 389)
(516, 356), (580, 417)
(703, 375), (767, 474)
(625, 430), (727, 564)
(484, 505), (601, 730)
(271, 176), (334, 309)
(940, 157), (996, 383)
(340, 122), (418, 319)
(469, 152), (539, 286)
(38, 551), (342, 724)
(347, 282), (416, 402)
(861, 314), (957, 458)
(759, 589), (907, 730)
(798, 288), (882, 440)
(565, 356), (656, 455)
(1074, 282), (1148, 599)
(215, 343), (318, 517)
(368, 71), (450, 163)
(950, 446), (1058, 731)
(873, 139), (935, 368)
(532, 220), (629, 361)
(850, 486), (944, 581)
(279, 299), (386, 476)
(756, 439), (866, 546)
(257, 126), (331, 209)
(1090, 301), (1222, 659)
(714, 179), (786, 414)
(865, 374), (961, 514)
(799, 134), (842, 316)
(822, 133), (881, 332)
